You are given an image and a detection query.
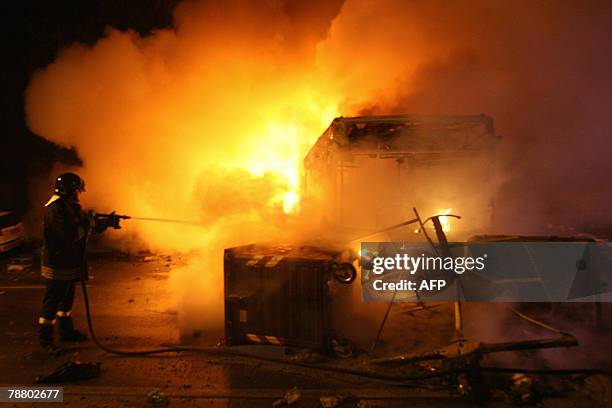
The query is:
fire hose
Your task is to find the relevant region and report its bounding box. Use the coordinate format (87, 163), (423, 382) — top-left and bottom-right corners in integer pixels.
(79, 213), (612, 381)
(79, 279), (612, 384)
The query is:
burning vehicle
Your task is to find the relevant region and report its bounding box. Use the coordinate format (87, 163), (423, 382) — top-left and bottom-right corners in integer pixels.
(303, 114), (499, 238)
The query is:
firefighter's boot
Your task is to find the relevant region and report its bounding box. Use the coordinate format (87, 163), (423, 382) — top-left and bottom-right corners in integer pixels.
(38, 319), (54, 348)
(56, 315), (87, 342)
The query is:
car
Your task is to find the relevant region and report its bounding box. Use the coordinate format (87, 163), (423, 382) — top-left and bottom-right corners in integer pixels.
(0, 211), (25, 253)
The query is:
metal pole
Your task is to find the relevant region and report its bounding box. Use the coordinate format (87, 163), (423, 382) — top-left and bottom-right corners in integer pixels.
(430, 215), (464, 340)
(369, 289), (398, 354)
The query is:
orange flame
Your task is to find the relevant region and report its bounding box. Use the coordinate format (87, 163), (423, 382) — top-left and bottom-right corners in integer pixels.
(436, 208), (453, 233)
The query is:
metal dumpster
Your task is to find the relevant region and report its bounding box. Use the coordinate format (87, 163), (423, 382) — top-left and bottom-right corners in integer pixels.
(224, 243), (357, 352)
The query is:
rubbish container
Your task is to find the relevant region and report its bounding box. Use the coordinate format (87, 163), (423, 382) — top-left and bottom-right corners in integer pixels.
(224, 243), (357, 353)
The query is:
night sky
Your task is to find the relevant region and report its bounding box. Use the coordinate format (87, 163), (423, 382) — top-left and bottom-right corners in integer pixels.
(2, 1), (180, 213)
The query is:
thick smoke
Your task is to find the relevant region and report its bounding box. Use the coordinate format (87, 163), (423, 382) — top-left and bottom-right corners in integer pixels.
(25, 0), (611, 333)
(319, 0), (612, 232)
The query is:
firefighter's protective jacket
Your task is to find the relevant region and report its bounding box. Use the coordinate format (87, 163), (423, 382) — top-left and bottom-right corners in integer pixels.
(41, 195), (90, 281)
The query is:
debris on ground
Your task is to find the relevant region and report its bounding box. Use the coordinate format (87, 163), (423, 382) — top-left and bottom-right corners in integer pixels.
(147, 390), (169, 406)
(417, 361), (439, 373)
(8, 256), (33, 265)
(331, 339), (354, 358)
(319, 393), (356, 408)
(288, 350), (326, 364)
(6, 264), (26, 273)
(273, 387), (301, 407)
(508, 373), (539, 405)
(6, 257), (33, 273)
(4, 257), (35, 281)
(143, 256), (157, 262)
(320, 396), (339, 408)
(35, 361), (101, 384)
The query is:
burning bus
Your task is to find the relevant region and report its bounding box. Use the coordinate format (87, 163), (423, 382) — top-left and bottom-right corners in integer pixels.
(303, 114), (500, 240)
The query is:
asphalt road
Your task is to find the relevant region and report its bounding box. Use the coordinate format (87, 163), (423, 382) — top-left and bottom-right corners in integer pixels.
(0, 252), (610, 407)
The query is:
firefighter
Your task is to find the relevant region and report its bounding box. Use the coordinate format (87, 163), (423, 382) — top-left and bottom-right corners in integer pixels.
(37, 172), (107, 349)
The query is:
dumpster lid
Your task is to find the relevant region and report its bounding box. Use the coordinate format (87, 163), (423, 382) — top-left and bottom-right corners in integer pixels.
(225, 241), (354, 261)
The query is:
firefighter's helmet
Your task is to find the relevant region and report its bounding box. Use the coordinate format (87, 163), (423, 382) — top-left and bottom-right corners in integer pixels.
(55, 172), (85, 196)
